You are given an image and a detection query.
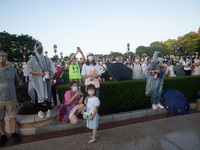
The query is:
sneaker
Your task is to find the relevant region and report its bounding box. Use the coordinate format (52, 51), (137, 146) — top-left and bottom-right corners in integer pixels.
(12, 133), (21, 142)
(38, 111), (44, 119)
(157, 103), (164, 109)
(152, 104), (157, 110)
(0, 135), (7, 146)
(47, 109), (51, 118)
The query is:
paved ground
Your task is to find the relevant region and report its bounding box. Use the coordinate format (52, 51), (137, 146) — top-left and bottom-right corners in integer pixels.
(1, 112), (200, 150)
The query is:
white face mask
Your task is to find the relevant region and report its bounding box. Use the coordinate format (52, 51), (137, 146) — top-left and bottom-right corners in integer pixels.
(157, 58), (162, 62)
(141, 59), (144, 62)
(88, 91), (95, 96)
(72, 86), (78, 92)
(135, 59), (140, 63)
(88, 56), (94, 62)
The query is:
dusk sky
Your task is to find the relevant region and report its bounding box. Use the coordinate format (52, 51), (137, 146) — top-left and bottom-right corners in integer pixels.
(1, 0), (200, 58)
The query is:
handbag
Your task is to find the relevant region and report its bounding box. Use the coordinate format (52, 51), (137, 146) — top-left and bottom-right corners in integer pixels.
(57, 98), (70, 123)
(83, 97), (91, 120)
(83, 112), (91, 119)
(56, 78), (64, 85)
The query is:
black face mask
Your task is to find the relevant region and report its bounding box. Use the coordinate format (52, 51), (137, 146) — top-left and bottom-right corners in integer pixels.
(74, 57), (76, 60)
(37, 48), (43, 54)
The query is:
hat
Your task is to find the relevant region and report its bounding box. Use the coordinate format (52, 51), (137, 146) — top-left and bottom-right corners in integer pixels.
(87, 52), (94, 57)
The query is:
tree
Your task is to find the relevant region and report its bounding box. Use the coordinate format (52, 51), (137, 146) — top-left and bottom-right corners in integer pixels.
(0, 31), (38, 61)
(136, 46), (148, 56)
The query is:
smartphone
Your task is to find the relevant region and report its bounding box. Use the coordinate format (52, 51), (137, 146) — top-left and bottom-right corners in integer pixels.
(77, 47), (80, 50)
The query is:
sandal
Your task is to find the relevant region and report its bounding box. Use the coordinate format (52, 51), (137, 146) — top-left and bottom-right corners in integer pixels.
(89, 135), (99, 139)
(87, 138), (97, 144)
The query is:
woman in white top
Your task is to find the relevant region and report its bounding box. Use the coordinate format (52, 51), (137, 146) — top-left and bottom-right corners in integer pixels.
(166, 61), (176, 77)
(81, 52), (101, 97)
(131, 57), (143, 79)
(140, 57), (147, 74)
(192, 55), (200, 75)
(183, 57), (192, 76)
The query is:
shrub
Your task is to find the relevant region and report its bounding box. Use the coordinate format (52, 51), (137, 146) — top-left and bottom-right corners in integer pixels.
(57, 75), (200, 115)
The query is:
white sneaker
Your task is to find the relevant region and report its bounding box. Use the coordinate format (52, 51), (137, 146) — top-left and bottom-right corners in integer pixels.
(152, 104), (157, 110)
(38, 111), (44, 119)
(157, 103), (164, 109)
(47, 109), (51, 118)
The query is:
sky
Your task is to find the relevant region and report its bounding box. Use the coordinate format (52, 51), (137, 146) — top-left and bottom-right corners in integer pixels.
(0, 0), (200, 58)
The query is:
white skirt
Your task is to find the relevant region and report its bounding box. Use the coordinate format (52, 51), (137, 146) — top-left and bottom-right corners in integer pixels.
(69, 105), (78, 118)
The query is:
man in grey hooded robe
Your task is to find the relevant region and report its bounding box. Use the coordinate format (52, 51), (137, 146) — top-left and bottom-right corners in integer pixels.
(145, 51), (166, 110)
(24, 42), (57, 118)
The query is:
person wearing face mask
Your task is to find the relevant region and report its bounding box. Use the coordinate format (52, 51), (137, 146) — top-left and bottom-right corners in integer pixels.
(24, 42), (57, 119)
(131, 57), (143, 79)
(51, 59), (63, 106)
(183, 57), (192, 75)
(166, 60), (176, 77)
(140, 57), (147, 74)
(67, 47), (86, 84)
(82, 84), (100, 144)
(81, 52), (101, 98)
(145, 51), (166, 110)
(64, 81), (85, 125)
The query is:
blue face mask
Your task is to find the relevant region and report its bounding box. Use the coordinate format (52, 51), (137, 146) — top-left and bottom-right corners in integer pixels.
(72, 86), (78, 92)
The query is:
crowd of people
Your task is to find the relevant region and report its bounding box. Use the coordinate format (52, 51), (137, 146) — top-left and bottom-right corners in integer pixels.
(0, 42), (200, 145)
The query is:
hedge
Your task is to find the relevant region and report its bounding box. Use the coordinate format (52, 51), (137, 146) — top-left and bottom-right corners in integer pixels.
(57, 75), (200, 115)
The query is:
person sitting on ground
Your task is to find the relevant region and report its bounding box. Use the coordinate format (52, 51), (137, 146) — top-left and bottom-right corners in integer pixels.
(64, 81), (85, 125)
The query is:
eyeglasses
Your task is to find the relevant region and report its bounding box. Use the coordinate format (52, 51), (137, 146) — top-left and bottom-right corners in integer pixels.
(0, 55), (6, 57)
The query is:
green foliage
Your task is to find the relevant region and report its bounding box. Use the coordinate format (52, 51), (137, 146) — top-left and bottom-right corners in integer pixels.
(57, 75), (200, 115)
(136, 28), (200, 56)
(0, 31), (38, 61)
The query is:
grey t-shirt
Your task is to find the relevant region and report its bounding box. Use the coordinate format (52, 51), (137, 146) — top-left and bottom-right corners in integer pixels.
(0, 65), (19, 100)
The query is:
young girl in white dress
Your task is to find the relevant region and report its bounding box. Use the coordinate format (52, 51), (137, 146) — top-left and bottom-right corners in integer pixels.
(83, 84), (100, 144)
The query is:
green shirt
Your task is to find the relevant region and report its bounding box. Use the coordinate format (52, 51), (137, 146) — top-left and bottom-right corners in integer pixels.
(69, 61), (81, 79)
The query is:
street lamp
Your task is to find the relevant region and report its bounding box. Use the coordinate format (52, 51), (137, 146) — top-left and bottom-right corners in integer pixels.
(53, 44), (57, 56)
(45, 51), (48, 57)
(127, 43), (130, 58)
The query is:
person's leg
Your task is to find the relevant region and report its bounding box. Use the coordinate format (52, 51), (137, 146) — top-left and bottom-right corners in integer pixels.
(150, 79), (157, 104)
(93, 129), (97, 139)
(74, 104), (85, 116)
(51, 85), (57, 106)
(156, 78), (164, 103)
(0, 119), (5, 135)
(69, 114), (78, 125)
(10, 118), (17, 133)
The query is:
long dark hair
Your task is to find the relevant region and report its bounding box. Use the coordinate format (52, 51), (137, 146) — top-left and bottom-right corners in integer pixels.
(86, 58), (96, 66)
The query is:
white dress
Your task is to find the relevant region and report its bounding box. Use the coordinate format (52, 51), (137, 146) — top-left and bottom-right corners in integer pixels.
(166, 65), (176, 77)
(193, 59), (200, 75)
(132, 63), (143, 79)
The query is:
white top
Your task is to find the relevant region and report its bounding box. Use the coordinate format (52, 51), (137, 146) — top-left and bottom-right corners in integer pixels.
(132, 63), (143, 79)
(183, 61), (191, 71)
(81, 64), (101, 86)
(166, 65), (176, 77)
(84, 96), (100, 114)
(99, 64), (107, 74)
(193, 59), (200, 75)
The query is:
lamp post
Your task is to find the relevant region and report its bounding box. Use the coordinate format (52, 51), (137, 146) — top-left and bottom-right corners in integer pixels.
(127, 43), (130, 58)
(53, 44), (57, 56)
(45, 51), (48, 57)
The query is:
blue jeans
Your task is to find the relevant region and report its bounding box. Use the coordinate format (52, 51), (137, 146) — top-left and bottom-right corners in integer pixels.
(150, 78), (163, 104)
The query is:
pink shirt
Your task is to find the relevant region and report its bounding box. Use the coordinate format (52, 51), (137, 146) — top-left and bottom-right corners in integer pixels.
(64, 90), (81, 110)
